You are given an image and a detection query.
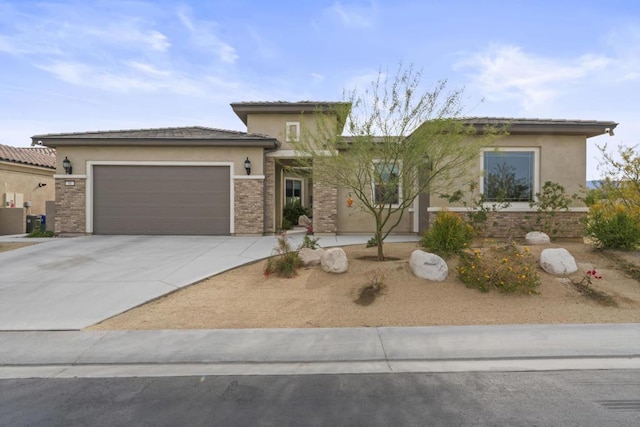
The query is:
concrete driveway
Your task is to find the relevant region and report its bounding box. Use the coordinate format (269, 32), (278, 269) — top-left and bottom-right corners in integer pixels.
(0, 234), (416, 331)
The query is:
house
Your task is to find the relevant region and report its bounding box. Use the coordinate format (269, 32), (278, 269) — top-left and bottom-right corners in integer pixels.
(0, 144), (56, 234)
(32, 102), (616, 238)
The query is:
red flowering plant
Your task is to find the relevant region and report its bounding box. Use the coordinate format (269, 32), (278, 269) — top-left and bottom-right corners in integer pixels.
(586, 269), (603, 281)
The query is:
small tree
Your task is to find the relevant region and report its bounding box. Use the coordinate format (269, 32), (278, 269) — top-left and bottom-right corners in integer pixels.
(291, 64), (503, 260)
(584, 144), (640, 249)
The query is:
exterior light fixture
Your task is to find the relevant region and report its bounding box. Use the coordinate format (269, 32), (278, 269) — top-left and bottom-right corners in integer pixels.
(244, 157), (251, 175)
(62, 157), (72, 175)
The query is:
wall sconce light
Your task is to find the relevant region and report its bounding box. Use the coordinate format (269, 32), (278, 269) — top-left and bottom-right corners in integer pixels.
(62, 156), (72, 175)
(244, 157), (251, 175)
(38, 183), (47, 187)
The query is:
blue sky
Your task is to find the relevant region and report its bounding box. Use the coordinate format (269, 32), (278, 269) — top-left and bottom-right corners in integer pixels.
(1, 0), (639, 179)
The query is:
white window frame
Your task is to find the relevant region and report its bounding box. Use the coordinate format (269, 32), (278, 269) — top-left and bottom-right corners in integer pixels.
(284, 177), (304, 206)
(285, 122), (300, 142)
(371, 160), (402, 207)
(480, 147), (540, 207)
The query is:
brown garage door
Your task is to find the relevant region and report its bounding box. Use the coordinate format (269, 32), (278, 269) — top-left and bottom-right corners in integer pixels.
(93, 165), (230, 235)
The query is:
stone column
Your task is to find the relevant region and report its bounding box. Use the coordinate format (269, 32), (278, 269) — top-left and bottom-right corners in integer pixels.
(234, 178), (265, 235)
(54, 178), (86, 234)
(312, 179), (338, 234)
(264, 157), (276, 234)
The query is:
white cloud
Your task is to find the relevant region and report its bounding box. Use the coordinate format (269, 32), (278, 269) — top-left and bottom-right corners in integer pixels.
(78, 21), (171, 52)
(37, 60), (201, 95)
(457, 44), (612, 111)
(176, 6), (238, 64)
(327, 1), (376, 29)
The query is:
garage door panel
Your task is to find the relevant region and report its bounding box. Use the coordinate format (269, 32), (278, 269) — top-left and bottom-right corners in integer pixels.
(93, 165), (231, 235)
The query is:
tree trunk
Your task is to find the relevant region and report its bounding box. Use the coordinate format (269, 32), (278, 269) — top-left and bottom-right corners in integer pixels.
(375, 229), (384, 261)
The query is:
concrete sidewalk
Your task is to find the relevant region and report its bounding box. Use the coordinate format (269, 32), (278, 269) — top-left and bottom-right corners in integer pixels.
(1, 324), (639, 378)
(0, 233), (416, 331)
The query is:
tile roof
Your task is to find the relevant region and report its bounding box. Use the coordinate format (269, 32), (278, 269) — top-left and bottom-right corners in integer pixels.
(230, 101), (350, 125)
(31, 126), (273, 140)
(0, 144), (56, 169)
(460, 117), (617, 137)
(461, 117), (618, 126)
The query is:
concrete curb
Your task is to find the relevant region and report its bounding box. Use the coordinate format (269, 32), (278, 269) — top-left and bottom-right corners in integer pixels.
(1, 324), (639, 377)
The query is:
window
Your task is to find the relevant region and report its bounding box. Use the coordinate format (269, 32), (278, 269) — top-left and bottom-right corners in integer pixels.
(483, 150), (536, 202)
(286, 122), (300, 142)
(285, 178), (303, 205)
(373, 162), (400, 205)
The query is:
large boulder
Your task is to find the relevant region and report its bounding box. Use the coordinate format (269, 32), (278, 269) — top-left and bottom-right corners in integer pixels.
(298, 215), (312, 227)
(540, 248), (578, 275)
(409, 250), (448, 281)
(525, 231), (550, 245)
(299, 247), (324, 266)
(321, 248), (348, 273)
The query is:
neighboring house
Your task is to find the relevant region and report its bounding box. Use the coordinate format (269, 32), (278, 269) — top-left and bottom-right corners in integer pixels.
(0, 143), (55, 213)
(32, 102), (616, 238)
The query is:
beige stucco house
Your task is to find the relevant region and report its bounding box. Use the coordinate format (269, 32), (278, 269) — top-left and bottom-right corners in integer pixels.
(0, 144), (55, 234)
(32, 102), (616, 238)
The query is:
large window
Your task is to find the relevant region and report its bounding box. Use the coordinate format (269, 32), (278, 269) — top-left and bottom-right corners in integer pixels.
(373, 162), (400, 205)
(483, 150), (536, 202)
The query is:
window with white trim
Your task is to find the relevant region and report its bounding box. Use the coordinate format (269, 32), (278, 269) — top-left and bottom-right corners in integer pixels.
(372, 162), (400, 206)
(285, 122), (300, 142)
(482, 149), (538, 202)
(285, 177), (303, 205)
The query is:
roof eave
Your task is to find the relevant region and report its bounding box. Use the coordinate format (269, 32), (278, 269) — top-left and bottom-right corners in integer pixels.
(468, 122), (618, 138)
(230, 102), (351, 125)
(34, 138), (279, 149)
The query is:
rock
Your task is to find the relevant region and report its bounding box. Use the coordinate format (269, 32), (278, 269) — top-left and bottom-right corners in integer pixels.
(321, 248), (348, 273)
(299, 247), (324, 266)
(409, 250), (448, 281)
(298, 215), (312, 226)
(540, 248), (578, 275)
(525, 231), (550, 245)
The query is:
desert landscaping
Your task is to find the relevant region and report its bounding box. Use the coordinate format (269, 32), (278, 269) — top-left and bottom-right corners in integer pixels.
(89, 240), (640, 330)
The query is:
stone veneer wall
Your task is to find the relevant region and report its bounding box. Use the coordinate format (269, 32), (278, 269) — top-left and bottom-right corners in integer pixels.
(428, 210), (586, 240)
(312, 180), (338, 234)
(234, 178), (264, 235)
(264, 157), (276, 234)
(55, 178), (86, 234)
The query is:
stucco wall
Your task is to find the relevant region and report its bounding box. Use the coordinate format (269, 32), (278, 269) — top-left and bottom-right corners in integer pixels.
(54, 146), (265, 176)
(246, 113), (338, 150)
(0, 207), (26, 235)
(0, 162), (55, 214)
(429, 134), (587, 209)
(336, 187), (413, 234)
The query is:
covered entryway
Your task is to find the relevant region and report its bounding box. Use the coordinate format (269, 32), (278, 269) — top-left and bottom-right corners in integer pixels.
(93, 165), (231, 235)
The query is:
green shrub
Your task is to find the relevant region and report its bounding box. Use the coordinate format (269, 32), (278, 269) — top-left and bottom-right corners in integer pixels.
(283, 200), (309, 226)
(420, 211), (475, 258)
(264, 233), (303, 278)
(528, 181), (576, 237)
(281, 218), (293, 231)
(27, 225), (54, 238)
(585, 205), (640, 250)
(365, 235), (379, 248)
(457, 243), (540, 293)
(299, 234), (321, 250)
